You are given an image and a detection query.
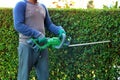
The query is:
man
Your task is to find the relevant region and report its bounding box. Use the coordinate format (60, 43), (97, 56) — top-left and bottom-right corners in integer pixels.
(13, 0), (66, 80)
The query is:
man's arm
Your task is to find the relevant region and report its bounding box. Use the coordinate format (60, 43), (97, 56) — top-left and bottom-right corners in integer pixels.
(13, 1), (41, 38)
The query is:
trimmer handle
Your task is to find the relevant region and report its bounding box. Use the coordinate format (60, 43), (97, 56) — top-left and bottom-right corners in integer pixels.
(55, 33), (66, 49)
(27, 34), (67, 50)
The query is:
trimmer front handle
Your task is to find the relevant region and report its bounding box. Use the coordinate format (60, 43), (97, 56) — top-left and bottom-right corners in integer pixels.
(55, 33), (66, 49)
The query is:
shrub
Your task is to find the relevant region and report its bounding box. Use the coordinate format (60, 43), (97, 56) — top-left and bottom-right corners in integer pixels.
(0, 8), (120, 80)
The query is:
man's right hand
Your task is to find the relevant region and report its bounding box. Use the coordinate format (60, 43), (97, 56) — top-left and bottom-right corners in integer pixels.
(27, 33), (48, 52)
(37, 37), (47, 44)
(36, 33), (48, 47)
(35, 32), (46, 43)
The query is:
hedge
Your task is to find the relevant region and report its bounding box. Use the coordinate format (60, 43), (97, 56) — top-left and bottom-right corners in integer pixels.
(0, 8), (120, 80)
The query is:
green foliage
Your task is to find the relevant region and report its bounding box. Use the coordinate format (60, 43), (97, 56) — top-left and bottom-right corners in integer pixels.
(103, 1), (119, 9)
(0, 8), (120, 80)
(0, 8), (18, 79)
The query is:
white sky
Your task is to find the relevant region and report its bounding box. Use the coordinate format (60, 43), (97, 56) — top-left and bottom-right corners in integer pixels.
(0, 0), (120, 8)
(0, 0), (18, 8)
(0, 0), (51, 8)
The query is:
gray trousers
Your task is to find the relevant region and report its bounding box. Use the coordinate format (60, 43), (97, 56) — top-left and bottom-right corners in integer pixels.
(17, 43), (49, 80)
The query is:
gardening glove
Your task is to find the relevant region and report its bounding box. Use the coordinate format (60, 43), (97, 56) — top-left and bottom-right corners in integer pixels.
(37, 34), (47, 44)
(27, 33), (47, 52)
(35, 33), (48, 49)
(58, 27), (66, 39)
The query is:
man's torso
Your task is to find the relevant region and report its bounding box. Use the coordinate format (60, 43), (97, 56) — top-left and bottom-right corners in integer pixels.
(19, 2), (46, 43)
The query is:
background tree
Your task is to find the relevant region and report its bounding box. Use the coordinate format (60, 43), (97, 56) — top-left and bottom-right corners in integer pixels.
(87, 0), (94, 9)
(51, 0), (75, 8)
(103, 1), (119, 9)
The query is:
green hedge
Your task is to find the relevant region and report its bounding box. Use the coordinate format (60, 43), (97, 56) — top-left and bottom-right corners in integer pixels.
(0, 8), (120, 80)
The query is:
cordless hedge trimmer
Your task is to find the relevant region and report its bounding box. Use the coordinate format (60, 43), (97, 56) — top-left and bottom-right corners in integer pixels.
(27, 34), (111, 51)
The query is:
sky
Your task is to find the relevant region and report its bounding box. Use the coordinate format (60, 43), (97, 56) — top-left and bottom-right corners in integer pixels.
(0, 0), (18, 8)
(0, 0), (120, 8)
(0, 0), (50, 8)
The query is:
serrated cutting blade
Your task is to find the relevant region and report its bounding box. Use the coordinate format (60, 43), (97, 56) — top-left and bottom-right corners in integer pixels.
(68, 40), (111, 47)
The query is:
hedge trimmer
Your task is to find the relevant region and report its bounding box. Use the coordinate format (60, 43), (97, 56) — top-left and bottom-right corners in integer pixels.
(27, 34), (111, 51)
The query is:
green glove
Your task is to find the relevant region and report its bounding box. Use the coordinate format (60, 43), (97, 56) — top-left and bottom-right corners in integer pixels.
(35, 33), (47, 45)
(37, 37), (47, 43)
(27, 33), (47, 52)
(59, 29), (66, 38)
(37, 37), (47, 45)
